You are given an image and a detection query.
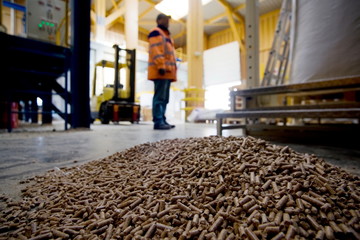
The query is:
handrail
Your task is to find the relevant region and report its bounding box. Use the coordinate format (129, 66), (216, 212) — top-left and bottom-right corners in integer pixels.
(230, 77), (360, 97)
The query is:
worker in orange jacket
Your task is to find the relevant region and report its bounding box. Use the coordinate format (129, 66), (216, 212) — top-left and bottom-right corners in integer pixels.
(148, 13), (177, 130)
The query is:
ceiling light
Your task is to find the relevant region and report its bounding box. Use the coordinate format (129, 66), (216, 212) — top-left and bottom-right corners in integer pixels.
(155, 0), (212, 21)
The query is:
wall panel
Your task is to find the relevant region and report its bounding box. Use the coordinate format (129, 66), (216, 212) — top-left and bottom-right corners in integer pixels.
(207, 9), (280, 80)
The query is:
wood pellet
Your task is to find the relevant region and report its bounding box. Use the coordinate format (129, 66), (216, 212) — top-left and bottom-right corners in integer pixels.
(0, 136), (359, 239)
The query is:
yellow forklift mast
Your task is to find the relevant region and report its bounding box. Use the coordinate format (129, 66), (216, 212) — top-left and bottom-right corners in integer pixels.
(90, 45), (140, 124)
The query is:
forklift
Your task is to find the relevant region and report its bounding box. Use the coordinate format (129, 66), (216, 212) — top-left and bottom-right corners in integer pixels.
(90, 45), (140, 124)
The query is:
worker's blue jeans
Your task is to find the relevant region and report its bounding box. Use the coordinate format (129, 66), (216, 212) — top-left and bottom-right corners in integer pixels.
(152, 79), (171, 126)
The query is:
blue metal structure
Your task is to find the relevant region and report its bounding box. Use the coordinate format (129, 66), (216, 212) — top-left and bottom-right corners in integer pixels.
(70, 0), (91, 128)
(2, 1), (26, 12)
(0, 32), (71, 132)
(1, 0), (93, 131)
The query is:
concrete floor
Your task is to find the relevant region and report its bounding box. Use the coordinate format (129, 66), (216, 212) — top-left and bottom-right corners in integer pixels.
(1, 121), (359, 200)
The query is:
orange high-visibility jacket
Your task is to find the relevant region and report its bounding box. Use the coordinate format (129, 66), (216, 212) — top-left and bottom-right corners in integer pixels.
(147, 26), (177, 81)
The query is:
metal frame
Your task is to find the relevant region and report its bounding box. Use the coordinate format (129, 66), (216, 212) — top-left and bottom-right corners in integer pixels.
(2, 1), (26, 12)
(216, 77), (360, 136)
(112, 45), (136, 103)
(0, 32), (71, 132)
(70, 0), (91, 128)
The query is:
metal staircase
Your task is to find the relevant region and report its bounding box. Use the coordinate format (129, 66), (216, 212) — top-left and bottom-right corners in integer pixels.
(0, 32), (71, 131)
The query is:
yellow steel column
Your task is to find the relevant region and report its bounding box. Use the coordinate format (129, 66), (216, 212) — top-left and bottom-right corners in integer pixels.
(124, 0), (138, 97)
(124, 0), (138, 49)
(95, 0), (106, 42)
(186, 0), (204, 89)
(203, 34), (208, 50)
(183, 0), (205, 121)
(10, 0), (16, 34)
(0, 0), (6, 32)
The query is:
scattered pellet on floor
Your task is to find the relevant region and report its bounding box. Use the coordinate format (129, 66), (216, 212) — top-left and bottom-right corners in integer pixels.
(0, 136), (359, 239)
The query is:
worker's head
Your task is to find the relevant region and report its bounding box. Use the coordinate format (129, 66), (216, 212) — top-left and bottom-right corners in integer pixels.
(156, 13), (171, 28)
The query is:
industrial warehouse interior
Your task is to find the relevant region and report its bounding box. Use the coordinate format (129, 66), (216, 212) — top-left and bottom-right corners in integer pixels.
(1, 0), (360, 239)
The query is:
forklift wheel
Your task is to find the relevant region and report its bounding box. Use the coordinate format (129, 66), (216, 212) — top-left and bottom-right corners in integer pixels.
(99, 103), (110, 124)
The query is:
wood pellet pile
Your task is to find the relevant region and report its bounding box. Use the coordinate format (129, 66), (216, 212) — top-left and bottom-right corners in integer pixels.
(0, 136), (359, 240)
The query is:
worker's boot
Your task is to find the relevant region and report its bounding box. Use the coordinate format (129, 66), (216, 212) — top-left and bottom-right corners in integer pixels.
(154, 123), (172, 130)
(165, 121), (175, 128)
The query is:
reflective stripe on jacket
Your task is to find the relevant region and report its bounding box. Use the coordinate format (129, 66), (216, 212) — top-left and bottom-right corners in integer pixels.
(147, 27), (177, 81)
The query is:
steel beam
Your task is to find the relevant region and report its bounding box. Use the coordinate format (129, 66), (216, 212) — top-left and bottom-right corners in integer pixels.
(217, 0), (244, 23)
(219, 0), (241, 46)
(105, 6), (126, 28)
(95, 0), (106, 41)
(70, 0), (91, 128)
(245, 0), (260, 88)
(2, 1), (25, 12)
(139, 6), (154, 19)
(105, 0), (123, 15)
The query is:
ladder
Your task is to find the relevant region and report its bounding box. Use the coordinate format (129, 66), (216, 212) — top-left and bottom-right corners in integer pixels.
(261, 0), (292, 86)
